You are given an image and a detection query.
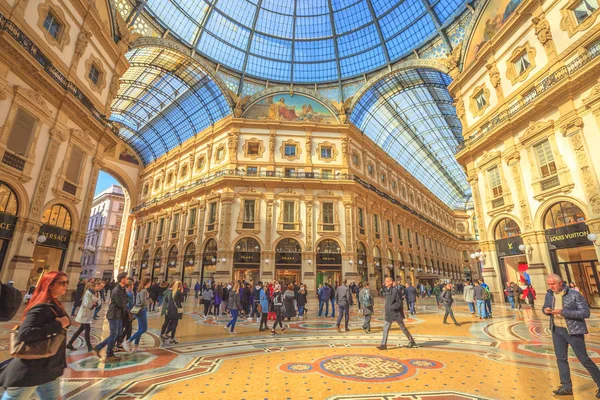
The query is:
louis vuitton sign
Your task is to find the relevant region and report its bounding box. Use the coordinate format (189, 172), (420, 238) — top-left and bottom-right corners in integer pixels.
(545, 223), (590, 249)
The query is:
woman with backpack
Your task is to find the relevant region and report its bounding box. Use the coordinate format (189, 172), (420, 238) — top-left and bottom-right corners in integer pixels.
(359, 282), (374, 334)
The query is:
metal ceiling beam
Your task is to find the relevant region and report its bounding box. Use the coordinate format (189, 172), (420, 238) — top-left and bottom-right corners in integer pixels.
(238, 0), (264, 94)
(327, 0), (343, 99)
(364, 0), (390, 64)
(419, 0), (452, 50)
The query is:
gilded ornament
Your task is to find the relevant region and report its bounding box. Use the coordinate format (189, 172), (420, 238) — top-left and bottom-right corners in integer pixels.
(331, 97), (352, 124)
(73, 30), (92, 62)
(229, 90), (251, 118)
(532, 15), (552, 46)
(485, 63), (501, 89)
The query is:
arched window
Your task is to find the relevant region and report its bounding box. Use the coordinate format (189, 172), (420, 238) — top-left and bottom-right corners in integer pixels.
(0, 182), (18, 215)
(184, 242), (195, 258)
(317, 239), (340, 253)
(544, 201), (586, 229)
(373, 246), (381, 259)
(357, 242), (367, 267)
(204, 238), (218, 254)
(141, 250), (150, 268)
(494, 218), (521, 240)
(275, 238), (301, 266)
(276, 238), (301, 252)
(153, 248), (163, 265)
(235, 237), (261, 252)
(167, 245), (178, 266)
(42, 204), (72, 230)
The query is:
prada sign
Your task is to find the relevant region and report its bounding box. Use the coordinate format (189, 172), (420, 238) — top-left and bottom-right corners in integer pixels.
(545, 223), (590, 249)
(316, 253), (341, 265)
(495, 236), (524, 257)
(0, 213), (17, 240)
(275, 252), (301, 266)
(39, 225), (71, 249)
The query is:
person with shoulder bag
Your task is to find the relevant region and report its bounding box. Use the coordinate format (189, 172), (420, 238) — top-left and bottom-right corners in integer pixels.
(258, 282), (269, 331)
(123, 278), (151, 352)
(67, 280), (102, 352)
(116, 280), (135, 351)
(271, 284), (285, 335)
(225, 282), (242, 334)
(0, 271), (70, 400)
(94, 273), (128, 361)
(160, 282), (174, 341)
(359, 282), (374, 334)
(441, 284), (460, 326)
(165, 281), (184, 344)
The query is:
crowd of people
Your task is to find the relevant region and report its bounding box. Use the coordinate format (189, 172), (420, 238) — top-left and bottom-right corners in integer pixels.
(2, 272), (600, 399)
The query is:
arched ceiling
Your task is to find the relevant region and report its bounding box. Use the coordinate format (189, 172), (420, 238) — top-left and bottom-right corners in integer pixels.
(110, 46), (231, 164)
(350, 68), (470, 208)
(142, 0), (467, 83)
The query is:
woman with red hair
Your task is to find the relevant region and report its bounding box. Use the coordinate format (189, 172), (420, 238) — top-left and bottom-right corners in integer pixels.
(0, 271), (71, 399)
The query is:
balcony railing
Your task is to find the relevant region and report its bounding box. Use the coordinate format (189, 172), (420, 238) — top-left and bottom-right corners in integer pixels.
(458, 41), (600, 152)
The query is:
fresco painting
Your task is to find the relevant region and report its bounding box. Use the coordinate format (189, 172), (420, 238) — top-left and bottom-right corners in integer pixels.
(466, 0), (523, 63)
(244, 94), (338, 124)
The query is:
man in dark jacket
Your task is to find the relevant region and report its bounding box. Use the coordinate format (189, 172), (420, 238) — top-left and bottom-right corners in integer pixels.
(405, 282), (417, 315)
(94, 272), (128, 361)
(378, 276), (417, 350)
(335, 279), (353, 332)
(543, 274), (600, 398)
(318, 284), (331, 317)
(71, 279), (86, 316)
(511, 282), (523, 309)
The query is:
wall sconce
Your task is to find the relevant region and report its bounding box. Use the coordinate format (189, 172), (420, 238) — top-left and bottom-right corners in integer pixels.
(236, 246), (241, 250)
(265, 259), (270, 264)
(221, 258), (226, 263)
(142, 263), (147, 268)
(307, 260), (312, 265)
(358, 260), (363, 265)
(410, 267), (414, 271)
(255, 245), (260, 251)
(211, 257), (216, 263)
(28, 234), (47, 244)
(375, 262), (380, 267)
(518, 243), (533, 255)
(170, 261), (175, 266)
(188, 259), (194, 265)
(348, 260), (354, 265)
(470, 251), (486, 261)
(588, 233), (600, 246)
(155, 262), (160, 267)
(400, 265), (405, 270)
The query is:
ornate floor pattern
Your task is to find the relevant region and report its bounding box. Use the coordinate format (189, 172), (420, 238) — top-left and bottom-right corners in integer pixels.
(2, 297), (600, 399)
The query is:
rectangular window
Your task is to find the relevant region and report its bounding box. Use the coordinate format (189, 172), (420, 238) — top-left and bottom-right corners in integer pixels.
(373, 214), (379, 233)
(247, 142), (260, 155)
(188, 208), (197, 229)
(514, 51), (531, 76)
(386, 220), (392, 237)
(284, 144), (296, 157)
(216, 148), (224, 160)
(283, 201), (295, 230)
(145, 222), (151, 239)
(320, 146), (332, 158)
(534, 140), (557, 178)
(322, 202), (334, 231)
(118, 203), (124, 212)
(358, 208), (364, 228)
(135, 225), (140, 241)
(43, 12), (61, 39)
(475, 90), (486, 110)
(243, 200), (255, 227)
(407, 228), (412, 243)
(208, 202), (217, 225)
(574, 0), (598, 24)
(158, 218), (164, 237)
(247, 166), (258, 176)
(88, 64), (100, 85)
(397, 224), (402, 242)
(171, 214), (179, 232)
(65, 145), (84, 184)
(487, 167), (503, 198)
(352, 153), (359, 165)
(6, 108), (37, 156)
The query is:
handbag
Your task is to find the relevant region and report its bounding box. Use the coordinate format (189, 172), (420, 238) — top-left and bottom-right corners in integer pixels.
(10, 306), (66, 360)
(130, 305), (141, 315)
(177, 307), (184, 314)
(127, 311), (136, 321)
(257, 304), (263, 313)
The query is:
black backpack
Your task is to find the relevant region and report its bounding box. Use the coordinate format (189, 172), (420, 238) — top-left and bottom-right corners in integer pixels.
(0, 282), (23, 321)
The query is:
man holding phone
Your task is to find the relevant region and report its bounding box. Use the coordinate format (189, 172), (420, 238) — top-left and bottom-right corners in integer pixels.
(543, 273), (600, 398)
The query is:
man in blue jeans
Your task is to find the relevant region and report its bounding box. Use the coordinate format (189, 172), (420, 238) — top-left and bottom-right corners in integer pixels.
(94, 272), (128, 362)
(330, 283), (336, 318)
(335, 280), (353, 332)
(318, 284), (331, 317)
(473, 280), (488, 319)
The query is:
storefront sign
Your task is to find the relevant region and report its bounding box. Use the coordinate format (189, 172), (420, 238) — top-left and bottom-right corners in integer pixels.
(0, 213), (17, 239)
(276, 252), (301, 266)
(234, 251), (260, 265)
(545, 223), (590, 249)
(495, 236), (524, 257)
(39, 225), (71, 249)
(316, 253), (341, 265)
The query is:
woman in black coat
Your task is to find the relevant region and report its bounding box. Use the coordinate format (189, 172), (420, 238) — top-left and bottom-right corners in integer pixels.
(0, 271), (71, 399)
(165, 281), (184, 344)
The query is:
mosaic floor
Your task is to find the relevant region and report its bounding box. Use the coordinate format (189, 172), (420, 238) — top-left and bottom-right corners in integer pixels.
(2, 296), (600, 399)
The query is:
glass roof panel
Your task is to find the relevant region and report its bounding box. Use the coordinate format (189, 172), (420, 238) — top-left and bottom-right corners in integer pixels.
(110, 47), (231, 165)
(350, 68), (471, 209)
(142, 0), (468, 82)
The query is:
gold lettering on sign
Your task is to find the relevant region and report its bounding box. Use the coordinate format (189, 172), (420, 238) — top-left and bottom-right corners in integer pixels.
(0, 222), (13, 230)
(548, 230), (589, 242)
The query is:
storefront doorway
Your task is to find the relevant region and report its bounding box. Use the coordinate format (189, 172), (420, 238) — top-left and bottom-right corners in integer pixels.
(494, 218), (527, 286)
(201, 239), (217, 289)
(165, 245), (178, 281)
(357, 242), (367, 284)
(151, 248), (162, 283)
(233, 237), (260, 284)
(182, 242), (196, 287)
(30, 205), (72, 286)
(316, 239), (342, 287)
(0, 182), (18, 274)
(139, 250), (150, 279)
(275, 238), (301, 286)
(545, 201), (599, 306)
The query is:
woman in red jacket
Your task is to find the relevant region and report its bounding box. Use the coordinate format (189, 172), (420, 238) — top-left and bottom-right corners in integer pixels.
(522, 284), (537, 307)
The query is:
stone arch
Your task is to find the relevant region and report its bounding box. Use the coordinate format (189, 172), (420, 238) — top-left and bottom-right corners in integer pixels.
(202, 238), (218, 253)
(274, 236), (305, 253)
(100, 161), (139, 207)
(315, 237), (345, 254)
(533, 195), (590, 232)
(0, 177), (29, 219)
(40, 200), (79, 232)
(231, 234), (265, 252)
(487, 213), (524, 241)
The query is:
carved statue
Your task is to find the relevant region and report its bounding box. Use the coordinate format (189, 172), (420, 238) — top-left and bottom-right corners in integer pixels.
(229, 90), (251, 118)
(443, 44), (462, 79)
(73, 30), (91, 62)
(228, 130), (239, 150)
(453, 97), (466, 125)
(115, 13), (139, 50)
(485, 63), (501, 89)
(331, 97), (353, 124)
(532, 15), (552, 46)
(108, 75), (121, 101)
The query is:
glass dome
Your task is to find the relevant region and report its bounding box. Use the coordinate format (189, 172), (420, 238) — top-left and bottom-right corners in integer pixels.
(144, 0), (467, 83)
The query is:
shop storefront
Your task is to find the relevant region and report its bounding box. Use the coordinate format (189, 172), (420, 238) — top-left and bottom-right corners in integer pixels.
(357, 243), (367, 283)
(233, 237), (261, 284)
(316, 239), (341, 287)
(0, 182), (18, 274)
(545, 201), (600, 307)
(275, 238), (301, 286)
(165, 245), (178, 281)
(373, 246), (383, 291)
(151, 248), (162, 283)
(201, 239), (217, 288)
(30, 205), (72, 287)
(494, 218), (527, 286)
(138, 250), (150, 279)
(387, 250), (396, 281)
(182, 242), (196, 287)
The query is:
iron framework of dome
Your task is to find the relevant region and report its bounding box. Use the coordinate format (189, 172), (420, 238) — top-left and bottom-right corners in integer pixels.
(142, 0), (467, 83)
